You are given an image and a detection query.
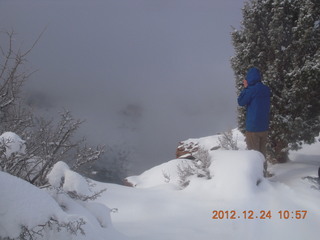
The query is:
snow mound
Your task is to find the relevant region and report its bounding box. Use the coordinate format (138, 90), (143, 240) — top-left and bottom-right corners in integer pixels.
(210, 150), (264, 199)
(128, 149), (265, 199)
(0, 171), (66, 239)
(0, 131), (128, 240)
(127, 128), (251, 190)
(47, 161), (91, 196)
(0, 160), (128, 240)
(127, 159), (193, 188)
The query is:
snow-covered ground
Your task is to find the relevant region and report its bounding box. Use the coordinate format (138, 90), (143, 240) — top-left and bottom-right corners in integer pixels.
(0, 132), (128, 240)
(95, 130), (320, 240)
(1, 129), (320, 240)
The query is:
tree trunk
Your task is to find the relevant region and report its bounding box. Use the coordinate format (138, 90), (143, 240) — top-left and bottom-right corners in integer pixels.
(269, 139), (289, 164)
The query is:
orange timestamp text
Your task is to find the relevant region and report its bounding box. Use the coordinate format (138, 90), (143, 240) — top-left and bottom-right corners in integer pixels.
(212, 210), (308, 220)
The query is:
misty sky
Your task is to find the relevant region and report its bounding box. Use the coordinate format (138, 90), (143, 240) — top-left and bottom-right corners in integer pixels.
(1, 0), (245, 174)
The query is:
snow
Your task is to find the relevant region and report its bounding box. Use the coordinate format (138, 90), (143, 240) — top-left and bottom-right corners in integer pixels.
(0, 132), (128, 240)
(0, 132), (26, 158)
(0, 171), (65, 239)
(0, 166), (128, 240)
(1, 130), (320, 240)
(47, 161), (91, 196)
(94, 130), (320, 240)
(209, 150), (264, 199)
(126, 159), (189, 188)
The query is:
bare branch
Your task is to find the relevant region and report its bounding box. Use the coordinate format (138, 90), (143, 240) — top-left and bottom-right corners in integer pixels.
(21, 26), (47, 58)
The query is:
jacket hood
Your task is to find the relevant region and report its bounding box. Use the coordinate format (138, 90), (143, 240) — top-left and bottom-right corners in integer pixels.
(246, 67), (261, 86)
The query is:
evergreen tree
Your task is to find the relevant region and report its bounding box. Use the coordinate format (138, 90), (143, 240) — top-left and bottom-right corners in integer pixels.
(231, 0), (320, 163)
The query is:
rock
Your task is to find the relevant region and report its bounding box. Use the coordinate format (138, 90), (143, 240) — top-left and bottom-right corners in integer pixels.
(122, 178), (135, 187)
(176, 141), (199, 159)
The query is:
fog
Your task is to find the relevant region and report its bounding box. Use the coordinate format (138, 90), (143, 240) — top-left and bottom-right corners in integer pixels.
(0, 0), (245, 174)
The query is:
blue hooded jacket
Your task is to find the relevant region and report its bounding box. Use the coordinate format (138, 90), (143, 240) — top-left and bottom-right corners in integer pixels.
(238, 67), (271, 132)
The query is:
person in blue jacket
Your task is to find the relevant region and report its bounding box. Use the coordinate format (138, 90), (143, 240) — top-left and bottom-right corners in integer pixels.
(238, 67), (271, 173)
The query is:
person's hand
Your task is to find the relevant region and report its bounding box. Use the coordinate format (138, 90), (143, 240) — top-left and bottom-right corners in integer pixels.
(243, 79), (248, 88)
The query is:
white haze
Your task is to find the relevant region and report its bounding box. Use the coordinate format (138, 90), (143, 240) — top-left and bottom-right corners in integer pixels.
(0, 0), (245, 174)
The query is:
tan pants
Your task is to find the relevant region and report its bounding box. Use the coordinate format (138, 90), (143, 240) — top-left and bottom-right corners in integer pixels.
(246, 131), (268, 173)
(245, 131), (268, 156)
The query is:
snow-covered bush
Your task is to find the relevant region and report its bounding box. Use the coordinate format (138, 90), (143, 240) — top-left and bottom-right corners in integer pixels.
(0, 112), (104, 186)
(177, 147), (212, 188)
(0, 170), (84, 240)
(0, 132), (26, 158)
(0, 160), (126, 240)
(192, 147), (212, 179)
(218, 129), (239, 150)
(177, 161), (196, 188)
(0, 32), (104, 186)
(47, 161), (106, 203)
(25, 110), (105, 186)
(0, 131), (126, 240)
(0, 132), (36, 182)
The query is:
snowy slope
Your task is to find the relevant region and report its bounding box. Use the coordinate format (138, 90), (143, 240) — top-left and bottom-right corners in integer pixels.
(1, 130), (320, 240)
(95, 130), (320, 240)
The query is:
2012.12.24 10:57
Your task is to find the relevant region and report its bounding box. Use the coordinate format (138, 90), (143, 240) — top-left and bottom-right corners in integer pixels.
(212, 210), (308, 220)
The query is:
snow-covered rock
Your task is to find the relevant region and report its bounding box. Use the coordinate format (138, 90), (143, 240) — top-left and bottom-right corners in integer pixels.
(176, 129), (246, 159)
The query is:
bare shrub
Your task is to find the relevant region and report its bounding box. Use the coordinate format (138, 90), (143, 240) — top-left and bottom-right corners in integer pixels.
(177, 161), (196, 189)
(18, 218), (86, 240)
(218, 129), (239, 150)
(177, 147), (212, 189)
(193, 147), (212, 179)
(0, 31), (105, 186)
(162, 170), (171, 183)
